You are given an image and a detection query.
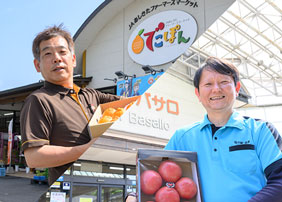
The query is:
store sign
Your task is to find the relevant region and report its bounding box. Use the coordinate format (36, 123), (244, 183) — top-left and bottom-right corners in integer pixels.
(63, 182), (70, 190)
(111, 71), (206, 140)
(126, 92), (177, 131)
(50, 181), (61, 189)
(111, 91), (182, 139)
(128, 10), (197, 66)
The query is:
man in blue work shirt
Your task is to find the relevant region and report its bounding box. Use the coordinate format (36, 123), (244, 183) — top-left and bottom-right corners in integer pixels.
(165, 57), (282, 202)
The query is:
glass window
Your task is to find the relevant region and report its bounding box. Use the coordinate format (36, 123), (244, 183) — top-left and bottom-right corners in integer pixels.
(126, 165), (136, 196)
(71, 161), (125, 179)
(126, 185), (136, 196)
(126, 165), (136, 180)
(101, 163), (124, 179)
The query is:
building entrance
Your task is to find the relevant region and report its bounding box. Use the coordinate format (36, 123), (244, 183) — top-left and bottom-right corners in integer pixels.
(38, 160), (136, 202)
(71, 183), (124, 202)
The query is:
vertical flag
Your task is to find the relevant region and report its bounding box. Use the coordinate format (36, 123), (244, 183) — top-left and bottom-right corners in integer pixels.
(7, 119), (13, 165)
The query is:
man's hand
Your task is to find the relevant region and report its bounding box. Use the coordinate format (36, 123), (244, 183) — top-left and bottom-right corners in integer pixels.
(125, 192), (137, 202)
(125, 195), (137, 202)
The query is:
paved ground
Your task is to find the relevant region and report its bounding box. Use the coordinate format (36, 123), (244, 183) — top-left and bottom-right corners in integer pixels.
(0, 171), (49, 202)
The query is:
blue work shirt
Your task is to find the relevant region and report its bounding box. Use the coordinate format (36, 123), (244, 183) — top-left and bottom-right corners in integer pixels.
(165, 111), (282, 202)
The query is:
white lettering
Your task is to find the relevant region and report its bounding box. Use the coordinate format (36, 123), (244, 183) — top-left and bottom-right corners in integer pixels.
(128, 112), (169, 131)
(145, 118), (152, 127)
(164, 123), (170, 130)
(138, 116), (145, 126)
(129, 112), (137, 124)
(152, 119), (159, 128)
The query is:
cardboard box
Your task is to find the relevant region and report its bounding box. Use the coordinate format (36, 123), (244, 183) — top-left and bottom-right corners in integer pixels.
(88, 96), (139, 138)
(137, 149), (202, 202)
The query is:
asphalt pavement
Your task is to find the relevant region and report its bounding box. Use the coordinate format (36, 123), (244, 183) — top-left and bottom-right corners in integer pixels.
(0, 171), (48, 202)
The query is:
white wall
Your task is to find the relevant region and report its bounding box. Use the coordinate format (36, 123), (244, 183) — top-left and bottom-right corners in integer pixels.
(236, 106), (282, 135)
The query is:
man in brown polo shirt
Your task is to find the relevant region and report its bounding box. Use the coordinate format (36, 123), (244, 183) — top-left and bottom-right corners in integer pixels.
(20, 25), (120, 185)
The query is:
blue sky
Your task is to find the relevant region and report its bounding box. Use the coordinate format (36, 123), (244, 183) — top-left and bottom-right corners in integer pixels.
(0, 0), (104, 91)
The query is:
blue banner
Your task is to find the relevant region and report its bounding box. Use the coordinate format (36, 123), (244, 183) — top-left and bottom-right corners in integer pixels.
(117, 72), (164, 97)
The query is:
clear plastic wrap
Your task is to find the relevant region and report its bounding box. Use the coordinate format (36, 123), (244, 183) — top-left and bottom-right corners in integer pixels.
(137, 149), (203, 202)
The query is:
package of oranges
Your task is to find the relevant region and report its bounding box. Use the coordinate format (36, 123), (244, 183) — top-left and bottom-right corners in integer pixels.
(88, 96), (140, 139)
(98, 107), (124, 123)
(98, 101), (136, 124)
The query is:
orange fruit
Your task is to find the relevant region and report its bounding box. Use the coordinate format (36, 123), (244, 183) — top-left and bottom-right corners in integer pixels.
(102, 107), (116, 117)
(98, 115), (113, 124)
(125, 101), (135, 110)
(132, 29), (144, 54)
(113, 108), (125, 118)
(112, 115), (120, 122)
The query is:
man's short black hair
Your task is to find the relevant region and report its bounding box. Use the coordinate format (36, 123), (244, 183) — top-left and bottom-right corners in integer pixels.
(193, 57), (240, 90)
(32, 24), (74, 61)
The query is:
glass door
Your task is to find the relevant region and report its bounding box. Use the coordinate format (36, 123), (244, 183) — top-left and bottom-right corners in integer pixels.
(70, 184), (124, 202)
(71, 184), (99, 202)
(101, 185), (124, 202)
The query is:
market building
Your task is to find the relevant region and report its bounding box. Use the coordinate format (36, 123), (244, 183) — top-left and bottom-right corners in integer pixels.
(1, 0), (282, 201)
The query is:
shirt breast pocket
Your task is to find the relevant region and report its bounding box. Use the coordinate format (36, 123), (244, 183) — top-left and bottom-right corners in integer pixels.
(225, 144), (258, 174)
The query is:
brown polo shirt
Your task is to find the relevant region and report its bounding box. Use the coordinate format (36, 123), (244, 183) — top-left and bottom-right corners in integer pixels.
(20, 81), (120, 184)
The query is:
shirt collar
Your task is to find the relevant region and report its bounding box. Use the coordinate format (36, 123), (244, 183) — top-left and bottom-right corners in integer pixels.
(44, 81), (81, 96)
(199, 111), (245, 131)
